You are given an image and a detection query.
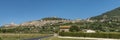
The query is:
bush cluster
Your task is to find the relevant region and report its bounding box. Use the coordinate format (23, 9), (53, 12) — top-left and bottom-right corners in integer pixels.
(59, 32), (120, 39)
(0, 37), (2, 40)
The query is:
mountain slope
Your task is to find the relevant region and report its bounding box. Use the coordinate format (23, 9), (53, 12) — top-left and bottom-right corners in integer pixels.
(90, 7), (120, 20)
(88, 7), (120, 32)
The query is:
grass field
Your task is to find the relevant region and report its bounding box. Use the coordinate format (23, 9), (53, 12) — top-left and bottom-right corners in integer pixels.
(0, 33), (49, 40)
(42, 37), (92, 40)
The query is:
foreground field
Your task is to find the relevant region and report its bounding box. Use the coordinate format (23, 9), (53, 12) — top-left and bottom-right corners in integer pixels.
(0, 33), (49, 40)
(42, 37), (92, 40)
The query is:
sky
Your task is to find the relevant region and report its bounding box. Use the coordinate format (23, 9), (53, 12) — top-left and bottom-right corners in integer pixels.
(0, 0), (120, 25)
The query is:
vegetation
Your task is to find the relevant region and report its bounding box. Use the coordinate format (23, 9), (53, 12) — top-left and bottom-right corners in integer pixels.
(59, 32), (120, 39)
(0, 17), (68, 33)
(0, 7), (120, 37)
(69, 25), (79, 32)
(0, 37), (2, 40)
(1, 20), (120, 33)
(0, 25), (56, 33)
(0, 33), (49, 40)
(90, 7), (120, 20)
(89, 7), (120, 32)
(41, 17), (67, 20)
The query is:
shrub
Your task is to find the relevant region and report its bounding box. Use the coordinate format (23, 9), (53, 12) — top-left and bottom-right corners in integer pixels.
(59, 32), (120, 39)
(69, 25), (79, 32)
(0, 37), (2, 40)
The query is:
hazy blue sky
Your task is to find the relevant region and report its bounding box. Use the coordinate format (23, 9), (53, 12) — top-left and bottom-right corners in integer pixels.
(0, 0), (120, 25)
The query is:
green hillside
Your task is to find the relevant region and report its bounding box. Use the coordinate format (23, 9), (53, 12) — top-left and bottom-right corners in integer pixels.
(88, 7), (120, 32)
(90, 7), (120, 20)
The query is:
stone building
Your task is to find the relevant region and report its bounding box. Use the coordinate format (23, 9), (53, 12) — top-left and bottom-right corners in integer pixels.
(59, 26), (71, 32)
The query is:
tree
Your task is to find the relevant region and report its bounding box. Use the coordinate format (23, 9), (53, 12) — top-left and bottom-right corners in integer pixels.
(69, 25), (79, 32)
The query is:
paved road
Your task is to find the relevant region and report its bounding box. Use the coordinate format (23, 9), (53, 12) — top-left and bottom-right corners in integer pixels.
(23, 35), (53, 40)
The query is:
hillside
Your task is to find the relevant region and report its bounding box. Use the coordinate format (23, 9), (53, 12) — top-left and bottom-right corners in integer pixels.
(88, 7), (120, 32)
(90, 7), (120, 21)
(40, 17), (67, 20)
(0, 17), (72, 33)
(20, 17), (71, 27)
(1, 7), (120, 33)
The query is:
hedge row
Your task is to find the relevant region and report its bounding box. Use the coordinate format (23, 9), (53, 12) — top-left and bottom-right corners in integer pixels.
(0, 37), (2, 40)
(59, 32), (120, 39)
